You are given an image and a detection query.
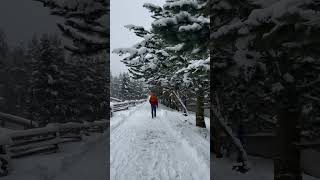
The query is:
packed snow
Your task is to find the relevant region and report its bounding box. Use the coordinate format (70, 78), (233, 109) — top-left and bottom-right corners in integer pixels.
(2, 132), (108, 180)
(212, 155), (320, 180)
(111, 102), (210, 180)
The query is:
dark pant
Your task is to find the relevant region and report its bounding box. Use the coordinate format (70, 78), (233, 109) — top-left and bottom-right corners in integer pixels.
(151, 105), (157, 118)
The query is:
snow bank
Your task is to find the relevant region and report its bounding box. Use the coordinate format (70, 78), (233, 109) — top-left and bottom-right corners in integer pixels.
(213, 155), (320, 180)
(2, 133), (106, 180)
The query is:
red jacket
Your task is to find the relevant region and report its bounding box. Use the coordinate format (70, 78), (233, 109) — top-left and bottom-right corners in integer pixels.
(149, 95), (158, 106)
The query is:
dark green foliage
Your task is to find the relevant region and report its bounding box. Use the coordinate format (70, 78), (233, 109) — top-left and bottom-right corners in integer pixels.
(34, 0), (109, 56)
(28, 34), (70, 125)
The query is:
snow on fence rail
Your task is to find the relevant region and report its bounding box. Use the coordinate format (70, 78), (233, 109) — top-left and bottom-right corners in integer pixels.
(110, 99), (146, 114)
(0, 120), (108, 176)
(0, 112), (39, 128)
(110, 97), (122, 102)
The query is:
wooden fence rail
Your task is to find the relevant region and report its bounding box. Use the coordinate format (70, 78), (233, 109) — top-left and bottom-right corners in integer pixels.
(110, 99), (146, 116)
(0, 99), (146, 176)
(0, 112), (39, 129)
(0, 120), (108, 176)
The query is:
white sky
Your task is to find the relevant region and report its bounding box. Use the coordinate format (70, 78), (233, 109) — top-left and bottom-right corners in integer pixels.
(110, 0), (165, 76)
(0, 0), (61, 47)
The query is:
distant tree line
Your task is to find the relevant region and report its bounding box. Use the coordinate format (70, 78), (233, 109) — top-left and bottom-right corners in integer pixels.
(0, 30), (108, 126)
(111, 72), (148, 101)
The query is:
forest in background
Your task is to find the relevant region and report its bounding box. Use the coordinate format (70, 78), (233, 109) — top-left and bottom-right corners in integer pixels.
(0, 0), (109, 126)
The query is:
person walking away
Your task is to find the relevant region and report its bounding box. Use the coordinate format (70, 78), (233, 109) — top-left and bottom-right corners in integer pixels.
(149, 92), (158, 118)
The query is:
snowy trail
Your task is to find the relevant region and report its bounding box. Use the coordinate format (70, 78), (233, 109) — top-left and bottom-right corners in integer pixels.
(3, 133), (108, 180)
(111, 102), (210, 180)
(212, 155), (320, 180)
(52, 132), (108, 180)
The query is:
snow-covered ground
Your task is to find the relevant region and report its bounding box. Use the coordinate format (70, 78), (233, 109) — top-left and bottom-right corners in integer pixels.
(110, 102), (210, 180)
(2, 132), (108, 180)
(212, 155), (320, 180)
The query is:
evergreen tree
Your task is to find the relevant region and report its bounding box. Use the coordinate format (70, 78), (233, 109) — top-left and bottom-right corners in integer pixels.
(111, 75), (122, 100)
(34, 0), (109, 56)
(28, 34), (68, 125)
(35, 0), (110, 120)
(111, 73), (147, 101)
(114, 0), (209, 128)
(211, 0), (320, 176)
(119, 73), (131, 100)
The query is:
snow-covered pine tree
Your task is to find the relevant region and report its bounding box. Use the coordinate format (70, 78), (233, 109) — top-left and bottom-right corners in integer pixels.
(111, 73), (147, 101)
(6, 46), (30, 116)
(113, 26), (192, 113)
(113, 26), (170, 84)
(243, 2), (320, 179)
(0, 32), (28, 115)
(113, 1), (210, 127)
(210, 0), (256, 169)
(65, 53), (108, 121)
(146, 0), (210, 128)
(211, 0), (320, 177)
(111, 75), (122, 100)
(133, 79), (148, 100)
(34, 0), (110, 119)
(28, 34), (69, 126)
(119, 73), (132, 101)
(34, 0), (109, 56)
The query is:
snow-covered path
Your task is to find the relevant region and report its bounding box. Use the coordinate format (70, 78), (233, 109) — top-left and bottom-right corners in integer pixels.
(111, 102), (210, 180)
(52, 133), (108, 180)
(3, 133), (108, 180)
(212, 155), (320, 180)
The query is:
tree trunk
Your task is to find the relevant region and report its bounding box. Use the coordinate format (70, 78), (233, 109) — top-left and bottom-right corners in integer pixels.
(173, 91), (189, 115)
(274, 85), (301, 180)
(212, 93), (249, 170)
(196, 89), (206, 128)
(212, 121), (223, 157)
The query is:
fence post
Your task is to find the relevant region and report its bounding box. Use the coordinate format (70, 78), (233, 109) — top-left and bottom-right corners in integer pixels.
(54, 130), (60, 152)
(79, 127), (84, 140)
(0, 139), (12, 177)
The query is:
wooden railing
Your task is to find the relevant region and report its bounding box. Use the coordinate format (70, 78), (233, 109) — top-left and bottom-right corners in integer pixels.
(0, 120), (108, 176)
(110, 99), (146, 115)
(0, 112), (39, 129)
(0, 99), (146, 176)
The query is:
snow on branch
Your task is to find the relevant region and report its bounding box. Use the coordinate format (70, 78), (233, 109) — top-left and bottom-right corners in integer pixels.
(124, 25), (150, 37)
(163, 0), (200, 10)
(165, 43), (185, 52)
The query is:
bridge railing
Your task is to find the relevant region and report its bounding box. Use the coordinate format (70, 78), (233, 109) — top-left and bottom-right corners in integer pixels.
(0, 119), (108, 176)
(111, 99), (146, 114)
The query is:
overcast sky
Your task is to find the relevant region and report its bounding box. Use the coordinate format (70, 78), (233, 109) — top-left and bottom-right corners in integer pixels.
(0, 0), (165, 76)
(0, 0), (61, 47)
(110, 0), (165, 76)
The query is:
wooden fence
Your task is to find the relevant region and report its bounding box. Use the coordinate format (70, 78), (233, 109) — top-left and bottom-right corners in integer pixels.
(110, 99), (146, 116)
(0, 99), (146, 176)
(0, 112), (39, 129)
(0, 120), (108, 176)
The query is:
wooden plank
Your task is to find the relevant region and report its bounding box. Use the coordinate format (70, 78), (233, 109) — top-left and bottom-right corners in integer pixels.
(12, 136), (56, 147)
(11, 145), (58, 158)
(10, 139), (60, 153)
(0, 112), (38, 128)
(9, 127), (58, 139)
